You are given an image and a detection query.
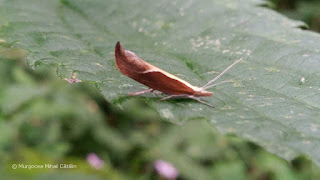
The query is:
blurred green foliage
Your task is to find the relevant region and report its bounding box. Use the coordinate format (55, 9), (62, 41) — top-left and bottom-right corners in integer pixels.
(269, 0), (320, 32)
(1, 44), (320, 179)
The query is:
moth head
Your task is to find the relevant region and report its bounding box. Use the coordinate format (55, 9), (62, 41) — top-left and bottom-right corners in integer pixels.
(195, 90), (213, 97)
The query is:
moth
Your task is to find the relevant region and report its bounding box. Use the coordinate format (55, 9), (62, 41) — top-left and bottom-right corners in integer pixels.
(114, 41), (241, 107)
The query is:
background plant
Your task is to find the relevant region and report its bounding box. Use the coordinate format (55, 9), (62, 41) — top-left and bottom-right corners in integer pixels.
(1, 0), (320, 179)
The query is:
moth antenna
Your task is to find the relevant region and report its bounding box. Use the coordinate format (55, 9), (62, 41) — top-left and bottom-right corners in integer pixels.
(203, 80), (234, 90)
(201, 58), (242, 89)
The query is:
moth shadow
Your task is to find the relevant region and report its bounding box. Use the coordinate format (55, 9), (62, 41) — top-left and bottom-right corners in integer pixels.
(114, 94), (210, 107)
(113, 94), (158, 104)
(160, 97), (197, 103)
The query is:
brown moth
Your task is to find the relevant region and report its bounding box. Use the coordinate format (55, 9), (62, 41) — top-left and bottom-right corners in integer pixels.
(114, 41), (241, 107)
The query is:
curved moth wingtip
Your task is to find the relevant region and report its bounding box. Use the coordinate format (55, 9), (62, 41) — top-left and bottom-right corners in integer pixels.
(115, 41), (122, 51)
(115, 41), (125, 57)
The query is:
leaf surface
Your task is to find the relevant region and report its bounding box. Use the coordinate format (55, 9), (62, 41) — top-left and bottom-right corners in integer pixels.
(1, 0), (320, 165)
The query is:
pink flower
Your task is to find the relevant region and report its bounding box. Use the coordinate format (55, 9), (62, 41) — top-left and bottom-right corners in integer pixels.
(86, 153), (104, 169)
(154, 160), (179, 180)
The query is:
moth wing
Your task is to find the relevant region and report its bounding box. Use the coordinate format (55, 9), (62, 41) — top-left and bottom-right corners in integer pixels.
(137, 70), (196, 95)
(115, 42), (197, 95)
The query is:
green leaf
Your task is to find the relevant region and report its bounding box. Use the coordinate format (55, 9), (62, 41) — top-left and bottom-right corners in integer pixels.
(1, 0), (320, 166)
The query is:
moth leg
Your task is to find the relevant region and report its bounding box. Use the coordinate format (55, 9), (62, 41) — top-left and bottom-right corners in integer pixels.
(187, 96), (215, 108)
(128, 88), (153, 96)
(158, 95), (188, 101)
(159, 95), (214, 108)
(148, 90), (161, 97)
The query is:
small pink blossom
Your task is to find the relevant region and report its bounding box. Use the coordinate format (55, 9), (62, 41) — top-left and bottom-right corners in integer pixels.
(86, 153), (104, 169)
(154, 160), (179, 180)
